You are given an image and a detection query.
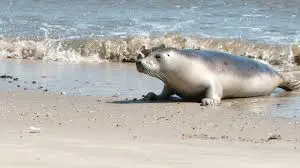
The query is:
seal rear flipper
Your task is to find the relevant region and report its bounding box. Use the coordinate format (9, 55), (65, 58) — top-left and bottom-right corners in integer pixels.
(278, 72), (300, 91)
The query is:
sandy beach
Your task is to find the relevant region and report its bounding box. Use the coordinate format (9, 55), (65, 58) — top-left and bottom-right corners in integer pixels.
(0, 90), (299, 168)
(1, 0), (300, 167)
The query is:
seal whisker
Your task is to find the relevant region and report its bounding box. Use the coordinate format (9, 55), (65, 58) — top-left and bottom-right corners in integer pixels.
(143, 67), (164, 81)
(150, 70), (168, 82)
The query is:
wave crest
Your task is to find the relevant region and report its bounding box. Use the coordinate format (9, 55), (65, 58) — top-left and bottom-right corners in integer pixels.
(0, 34), (299, 66)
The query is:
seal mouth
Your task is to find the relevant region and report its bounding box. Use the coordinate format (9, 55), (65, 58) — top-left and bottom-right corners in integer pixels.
(136, 60), (168, 82)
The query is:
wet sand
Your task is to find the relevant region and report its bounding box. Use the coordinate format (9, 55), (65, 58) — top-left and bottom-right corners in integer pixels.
(1, 59), (300, 118)
(1, 59), (300, 167)
(0, 90), (300, 167)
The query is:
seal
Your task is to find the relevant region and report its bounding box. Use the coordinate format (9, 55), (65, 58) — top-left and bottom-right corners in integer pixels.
(136, 48), (300, 106)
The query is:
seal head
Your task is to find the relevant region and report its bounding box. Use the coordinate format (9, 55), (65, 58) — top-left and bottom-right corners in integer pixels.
(136, 48), (176, 82)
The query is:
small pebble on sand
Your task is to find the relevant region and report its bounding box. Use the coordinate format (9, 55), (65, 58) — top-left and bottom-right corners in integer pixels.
(29, 126), (41, 133)
(266, 133), (282, 141)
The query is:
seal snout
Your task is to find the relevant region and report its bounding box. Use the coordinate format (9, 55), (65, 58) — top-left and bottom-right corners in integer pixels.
(136, 60), (145, 73)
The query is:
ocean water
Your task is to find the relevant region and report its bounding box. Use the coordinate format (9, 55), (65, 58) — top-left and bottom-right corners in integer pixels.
(1, 0), (299, 42)
(0, 0), (299, 64)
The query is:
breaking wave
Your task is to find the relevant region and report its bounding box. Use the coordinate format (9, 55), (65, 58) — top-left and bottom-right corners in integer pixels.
(0, 34), (299, 66)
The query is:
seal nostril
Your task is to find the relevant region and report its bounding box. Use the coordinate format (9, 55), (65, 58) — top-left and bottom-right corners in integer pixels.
(155, 54), (161, 59)
(136, 60), (142, 65)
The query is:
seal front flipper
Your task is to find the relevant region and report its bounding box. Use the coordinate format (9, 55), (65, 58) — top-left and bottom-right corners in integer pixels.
(143, 85), (174, 101)
(201, 79), (223, 106)
(201, 98), (220, 106)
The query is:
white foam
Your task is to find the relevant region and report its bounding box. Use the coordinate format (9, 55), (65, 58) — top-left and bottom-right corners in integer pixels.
(42, 23), (66, 30)
(43, 41), (103, 63)
(0, 38), (104, 63)
(0, 34), (297, 66)
(242, 14), (269, 18)
(238, 27), (262, 32)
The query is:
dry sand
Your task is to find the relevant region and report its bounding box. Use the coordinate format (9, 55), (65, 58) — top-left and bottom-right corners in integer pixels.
(0, 90), (300, 168)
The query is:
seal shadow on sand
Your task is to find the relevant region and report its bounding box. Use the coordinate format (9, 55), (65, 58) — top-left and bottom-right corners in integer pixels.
(108, 89), (298, 105)
(107, 96), (188, 104)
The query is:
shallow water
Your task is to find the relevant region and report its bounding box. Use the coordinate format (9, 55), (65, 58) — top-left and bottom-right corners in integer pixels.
(1, 59), (300, 118)
(0, 59), (162, 97)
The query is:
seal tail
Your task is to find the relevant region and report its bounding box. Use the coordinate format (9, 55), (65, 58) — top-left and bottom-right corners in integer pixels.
(278, 72), (300, 91)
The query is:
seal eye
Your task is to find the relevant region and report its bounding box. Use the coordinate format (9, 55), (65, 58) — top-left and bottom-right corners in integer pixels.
(167, 54), (170, 57)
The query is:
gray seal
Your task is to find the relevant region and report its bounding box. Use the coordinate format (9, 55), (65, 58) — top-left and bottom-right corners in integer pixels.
(136, 48), (300, 106)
